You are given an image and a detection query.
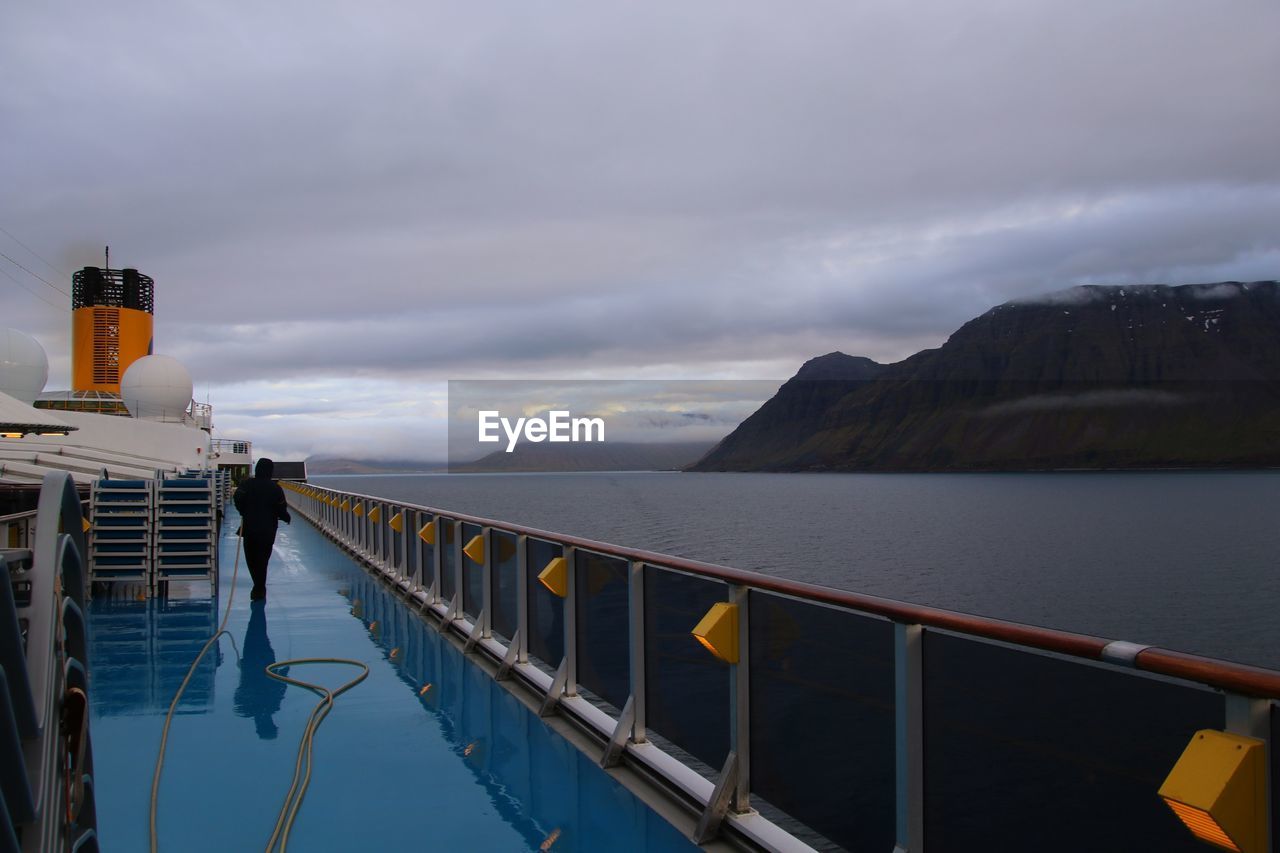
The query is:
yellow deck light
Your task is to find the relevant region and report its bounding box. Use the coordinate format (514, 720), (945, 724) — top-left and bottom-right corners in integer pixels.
(82, 517), (91, 533)
(368, 505), (381, 523)
(389, 512), (404, 534)
(463, 535), (485, 564)
(353, 502), (365, 517)
(538, 557), (568, 598)
(691, 602), (739, 664)
(340, 498), (351, 512)
(418, 521), (436, 545)
(1159, 729), (1266, 853)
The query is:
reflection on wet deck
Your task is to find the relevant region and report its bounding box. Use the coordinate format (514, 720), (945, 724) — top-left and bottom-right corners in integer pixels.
(88, 508), (697, 852)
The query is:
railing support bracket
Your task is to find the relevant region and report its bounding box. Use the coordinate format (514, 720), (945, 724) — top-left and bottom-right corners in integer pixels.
(693, 751), (738, 844)
(600, 696), (636, 769)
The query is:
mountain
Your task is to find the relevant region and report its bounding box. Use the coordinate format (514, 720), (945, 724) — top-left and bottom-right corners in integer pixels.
(692, 281), (1280, 471)
(454, 441), (716, 473)
(305, 457), (447, 475)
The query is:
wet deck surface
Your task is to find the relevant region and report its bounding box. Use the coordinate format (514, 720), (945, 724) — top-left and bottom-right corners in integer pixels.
(88, 507), (697, 851)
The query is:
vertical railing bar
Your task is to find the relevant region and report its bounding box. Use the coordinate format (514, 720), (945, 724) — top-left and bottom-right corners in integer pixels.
(564, 544), (578, 697)
(894, 622), (925, 853)
(481, 526), (493, 639)
(516, 534), (529, 664)
(1225, 692), (1272, 853)
(629, 559), (647, 744)
(453, 519), (464, 618)
(430, 514), (442, 605)
(380, 501), (388, 569)
(412, 508), (423, 590)
(729, 583), (750, 812)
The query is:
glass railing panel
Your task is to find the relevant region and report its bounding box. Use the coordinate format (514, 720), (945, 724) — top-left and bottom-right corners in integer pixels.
(398, 507), (417, 580)
(574, 549), (630, 712)
(417, 512), (435, 592)
(747, 591), (895, 852)
(642, 565), (729, 775)
(527, 538), (565, 667)
(439, 517), (456, 604)
(922, 630), (1223, 852)
(461, 522), (484, 620)
(491, 530), (519, 642)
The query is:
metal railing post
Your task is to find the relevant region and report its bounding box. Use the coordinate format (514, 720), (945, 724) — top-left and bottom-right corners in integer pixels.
(430, 514), (442, 605)
(563, 545), (578, 697)
(729, 584), (749, 812)
(453, 519), (464, 615)
(629, 560), (647, 744)
(1225, 692), (1272, 852)
(894, 623), (925, 853)
(516, 534), (529, 664)
(481, 526), (493, 639)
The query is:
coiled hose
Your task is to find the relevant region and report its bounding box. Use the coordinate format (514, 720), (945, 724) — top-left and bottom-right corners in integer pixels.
(149, 531), (368, 853)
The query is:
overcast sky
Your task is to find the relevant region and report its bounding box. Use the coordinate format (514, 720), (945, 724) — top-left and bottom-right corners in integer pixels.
(3, 1), (1278, 460)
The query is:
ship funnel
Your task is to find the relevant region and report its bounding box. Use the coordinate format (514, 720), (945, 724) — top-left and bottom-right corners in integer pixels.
(71, 266), (155, 393)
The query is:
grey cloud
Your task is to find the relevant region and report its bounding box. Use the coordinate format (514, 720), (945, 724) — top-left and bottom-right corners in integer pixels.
(4, 1), (1278, 459)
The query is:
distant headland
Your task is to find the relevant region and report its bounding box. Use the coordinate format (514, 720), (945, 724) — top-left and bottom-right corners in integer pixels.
(690, 281), (1280, 472)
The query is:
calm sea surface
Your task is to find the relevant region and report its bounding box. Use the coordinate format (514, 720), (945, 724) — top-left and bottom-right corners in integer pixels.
(312, 471), (1280, 669)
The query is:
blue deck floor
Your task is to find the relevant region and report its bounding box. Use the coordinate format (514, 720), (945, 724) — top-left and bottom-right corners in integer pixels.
(88, 508), (698, 852)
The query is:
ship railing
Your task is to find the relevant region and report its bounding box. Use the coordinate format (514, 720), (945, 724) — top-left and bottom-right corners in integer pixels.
(2, 498), (90, 550)
(283, 482), (1278, 853)
(2, 472), (97, 852)
(1, 508), (37, 550)
(210, 438), (252, 457)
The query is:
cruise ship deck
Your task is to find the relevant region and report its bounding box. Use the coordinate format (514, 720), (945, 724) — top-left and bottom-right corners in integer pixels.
(87, 507), (702, 852)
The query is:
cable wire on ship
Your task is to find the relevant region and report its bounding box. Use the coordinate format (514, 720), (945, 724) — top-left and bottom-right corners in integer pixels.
(148, 530), (369, 853)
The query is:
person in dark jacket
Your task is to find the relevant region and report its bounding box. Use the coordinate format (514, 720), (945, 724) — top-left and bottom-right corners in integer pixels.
(233, 457), (291, 600)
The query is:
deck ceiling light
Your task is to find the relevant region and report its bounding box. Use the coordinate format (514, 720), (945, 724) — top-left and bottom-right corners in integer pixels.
(418, 521), (436, 545)
(538, 557), (568, 598)
(368, 505), (382, 523)
(463, 534), (485, 564)
(389, 512), (404, 534)
(692, 602), (739, 664)
(82, 517), (91, 533)
(1159, 729), (1266, 853)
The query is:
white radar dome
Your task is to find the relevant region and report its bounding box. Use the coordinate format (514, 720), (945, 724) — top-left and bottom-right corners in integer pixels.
(0, 328), (50, 405)
(120, 355), (193, 422)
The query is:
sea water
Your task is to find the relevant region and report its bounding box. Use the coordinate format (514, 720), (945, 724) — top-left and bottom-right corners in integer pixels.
(314, 470), (1280, 669)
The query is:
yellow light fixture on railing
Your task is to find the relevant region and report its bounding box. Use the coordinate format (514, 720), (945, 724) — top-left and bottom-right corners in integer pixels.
(81, 517), (91, 533)
(340, 498), (351, 512)
(368, 505), (381, 523)
(1159, 729), (1266, 853)
(463, 534), (485, 564)
(353, 502), (365, 517)
(389, 512), (404, 534)
(538, 556), (568, 598)
(418, 520), (436, 545)
(691, 602), (739, 664)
